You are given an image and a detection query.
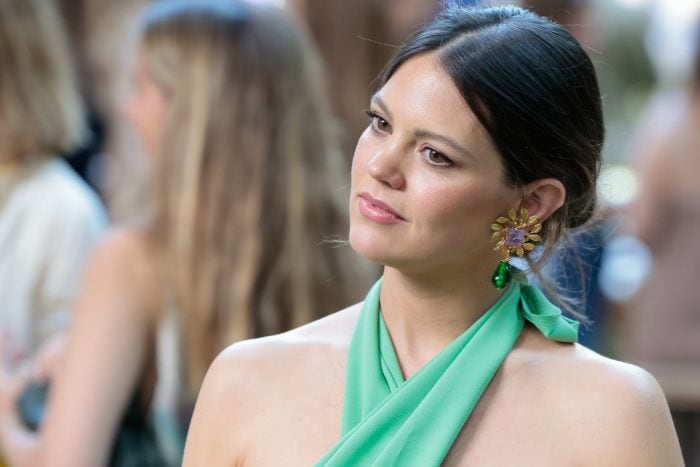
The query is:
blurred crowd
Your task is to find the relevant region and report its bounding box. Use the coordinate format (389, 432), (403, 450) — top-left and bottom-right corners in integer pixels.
(0, 0), (698, 465)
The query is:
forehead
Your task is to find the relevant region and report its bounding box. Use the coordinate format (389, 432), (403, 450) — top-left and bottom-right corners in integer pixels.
(375, 52), (482, 141)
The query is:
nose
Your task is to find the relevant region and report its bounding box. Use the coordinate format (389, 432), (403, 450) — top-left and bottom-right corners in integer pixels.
(367, 147), (406, 190)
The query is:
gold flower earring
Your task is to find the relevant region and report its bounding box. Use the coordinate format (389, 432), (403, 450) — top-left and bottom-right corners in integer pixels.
(490, 207), (543, 289)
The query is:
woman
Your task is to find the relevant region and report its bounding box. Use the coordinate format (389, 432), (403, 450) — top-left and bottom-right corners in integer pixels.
(0, 0), (107, 366)
(0, 1), (364, 465)
(184, 6), (683, 466)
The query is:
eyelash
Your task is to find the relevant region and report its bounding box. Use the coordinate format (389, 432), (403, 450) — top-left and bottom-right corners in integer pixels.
(364, 110), (390, 134)
(363, 109), (455, 168)
(421, 147), (454, 168)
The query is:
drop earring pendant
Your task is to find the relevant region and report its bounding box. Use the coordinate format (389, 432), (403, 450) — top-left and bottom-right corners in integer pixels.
(490, 207), (543, 289)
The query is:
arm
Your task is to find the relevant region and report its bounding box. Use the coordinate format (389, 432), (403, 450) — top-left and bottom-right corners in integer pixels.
(34, 185), (108, 346)
(34, 230), (159, 467)
(37, 230), (160, 466)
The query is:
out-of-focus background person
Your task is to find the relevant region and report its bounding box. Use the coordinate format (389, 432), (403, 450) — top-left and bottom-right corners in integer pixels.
(0, 0), (107, 369)
(618, 5), (700, 364)
(615, 4), (700, 463)
(0, 1), (369, 465)
(53, 0), (151, 221)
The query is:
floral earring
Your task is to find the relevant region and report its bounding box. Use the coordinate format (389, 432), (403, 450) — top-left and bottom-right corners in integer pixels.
(489, 207), (543, 289)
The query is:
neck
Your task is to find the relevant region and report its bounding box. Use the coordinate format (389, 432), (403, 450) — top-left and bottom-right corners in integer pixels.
(379, 263), (506, 379)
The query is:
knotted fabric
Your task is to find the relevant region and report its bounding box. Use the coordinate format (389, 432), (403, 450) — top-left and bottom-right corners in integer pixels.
(316, 277), (578, 466)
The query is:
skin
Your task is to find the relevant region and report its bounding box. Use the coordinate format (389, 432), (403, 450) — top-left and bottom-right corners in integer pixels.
(183, 52), (684, 466)
(0, 231), (164, 467)
(0, 51), (168, 467)
(123, 53), (168, 159)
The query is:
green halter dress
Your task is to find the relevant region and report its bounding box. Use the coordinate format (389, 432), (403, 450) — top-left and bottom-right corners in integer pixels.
(315, 277), (579, 466)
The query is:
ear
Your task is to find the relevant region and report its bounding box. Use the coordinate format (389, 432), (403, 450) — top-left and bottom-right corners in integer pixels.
(521, 178), (566, 223)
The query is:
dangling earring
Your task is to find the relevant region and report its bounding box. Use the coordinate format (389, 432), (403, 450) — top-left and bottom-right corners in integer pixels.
(490, 207), (543, 289)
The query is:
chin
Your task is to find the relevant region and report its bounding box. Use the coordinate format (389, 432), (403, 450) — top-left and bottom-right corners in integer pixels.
(349, 226), (424, 271)
(349, 226), (395, 265)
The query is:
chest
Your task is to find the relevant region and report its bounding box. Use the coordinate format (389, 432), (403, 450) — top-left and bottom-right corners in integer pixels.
(443, 383), (576, 466)
(241, 361), (345, 466)
(243, 371), (577, 467)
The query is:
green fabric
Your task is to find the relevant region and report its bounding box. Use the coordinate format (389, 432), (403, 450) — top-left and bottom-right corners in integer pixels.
(316, 277), (578, 466)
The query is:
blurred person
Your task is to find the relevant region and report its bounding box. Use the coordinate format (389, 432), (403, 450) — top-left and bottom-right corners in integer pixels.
(0, 1), (367, 465)
(55, 0), (153, 224)
(0, 0), (107, 366)
(185, 6), (682, 466)
(620, 13), (700, 465)
(625, 88), (700, 365)
(294, 0), (393, 157)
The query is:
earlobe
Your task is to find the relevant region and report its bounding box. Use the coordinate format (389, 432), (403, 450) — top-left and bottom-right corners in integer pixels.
(521, 178), (566, 223)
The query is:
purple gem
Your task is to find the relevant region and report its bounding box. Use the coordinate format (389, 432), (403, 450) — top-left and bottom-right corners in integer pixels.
(505, 227), (525, 247)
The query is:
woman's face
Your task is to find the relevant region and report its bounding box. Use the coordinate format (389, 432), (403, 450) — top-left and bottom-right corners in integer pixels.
(349, 52), (516, 276)
(123, 51), (167, 159)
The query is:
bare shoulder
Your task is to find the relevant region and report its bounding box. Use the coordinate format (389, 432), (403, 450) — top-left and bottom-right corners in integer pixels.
(205, 303), (360, 386)
(91, 228), (157, 270)
(507, 327), (684, 466)
(183, 303), (362, 466)
(83, 228), (164, 311)
(221, 299), (362, 372)
(194, 301), (362, 395)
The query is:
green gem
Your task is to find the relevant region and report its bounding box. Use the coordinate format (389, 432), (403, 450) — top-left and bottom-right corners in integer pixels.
(491, 261), (511, 289)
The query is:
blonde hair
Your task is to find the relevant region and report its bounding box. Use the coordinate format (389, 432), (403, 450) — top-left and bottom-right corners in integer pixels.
(0, 0), (86, 161)
(140, 1), (364, 395)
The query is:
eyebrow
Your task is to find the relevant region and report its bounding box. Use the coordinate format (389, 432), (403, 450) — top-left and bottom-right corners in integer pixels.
(371, 95), (476, 161)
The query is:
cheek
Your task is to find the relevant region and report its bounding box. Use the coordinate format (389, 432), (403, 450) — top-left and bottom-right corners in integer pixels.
(414, 185), (471, 233)
(128, 92), (167, 156)
(412, 178), (503, 232)
(350, 129), (373, 186)
(122, 92), (140, 132)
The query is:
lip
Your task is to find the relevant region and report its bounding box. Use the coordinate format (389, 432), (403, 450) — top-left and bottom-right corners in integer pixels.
(358, 192), (406, 224)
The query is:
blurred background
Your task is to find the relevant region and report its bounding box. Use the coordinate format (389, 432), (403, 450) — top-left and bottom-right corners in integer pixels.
(0, 0), (699, 465)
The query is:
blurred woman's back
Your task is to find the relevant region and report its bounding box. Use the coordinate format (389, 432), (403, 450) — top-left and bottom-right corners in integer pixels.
(0, 2), (370, 465)
(136, 0), (371, 435)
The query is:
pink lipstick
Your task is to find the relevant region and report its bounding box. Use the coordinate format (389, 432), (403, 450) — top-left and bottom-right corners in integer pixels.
(358, 193), (406, 224)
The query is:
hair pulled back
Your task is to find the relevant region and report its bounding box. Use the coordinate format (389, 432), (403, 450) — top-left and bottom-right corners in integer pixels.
(378, 6), (604, 247)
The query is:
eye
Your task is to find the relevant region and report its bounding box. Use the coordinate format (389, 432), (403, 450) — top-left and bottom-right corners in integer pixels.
(365, 110), (391, 134)
(422, 147), (454, 167)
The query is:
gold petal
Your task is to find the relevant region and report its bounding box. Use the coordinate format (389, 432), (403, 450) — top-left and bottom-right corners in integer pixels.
(496, 216), (510, 224)
(516, 246), (524, 256)
(493, 244), (503, 252)
(508, 208), (517, 221)
(491, 231), (505, 241)
(490, 223), (504, 231)
(523, 242), (535, 250)
(530, 223), (542, 233)
(527, 234), (542, 242)
(528, 216), (540, 226)
(520, 207), (529, 222)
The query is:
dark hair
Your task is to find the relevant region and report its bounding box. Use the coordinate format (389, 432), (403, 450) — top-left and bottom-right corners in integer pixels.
(377, 6), (604, 255)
